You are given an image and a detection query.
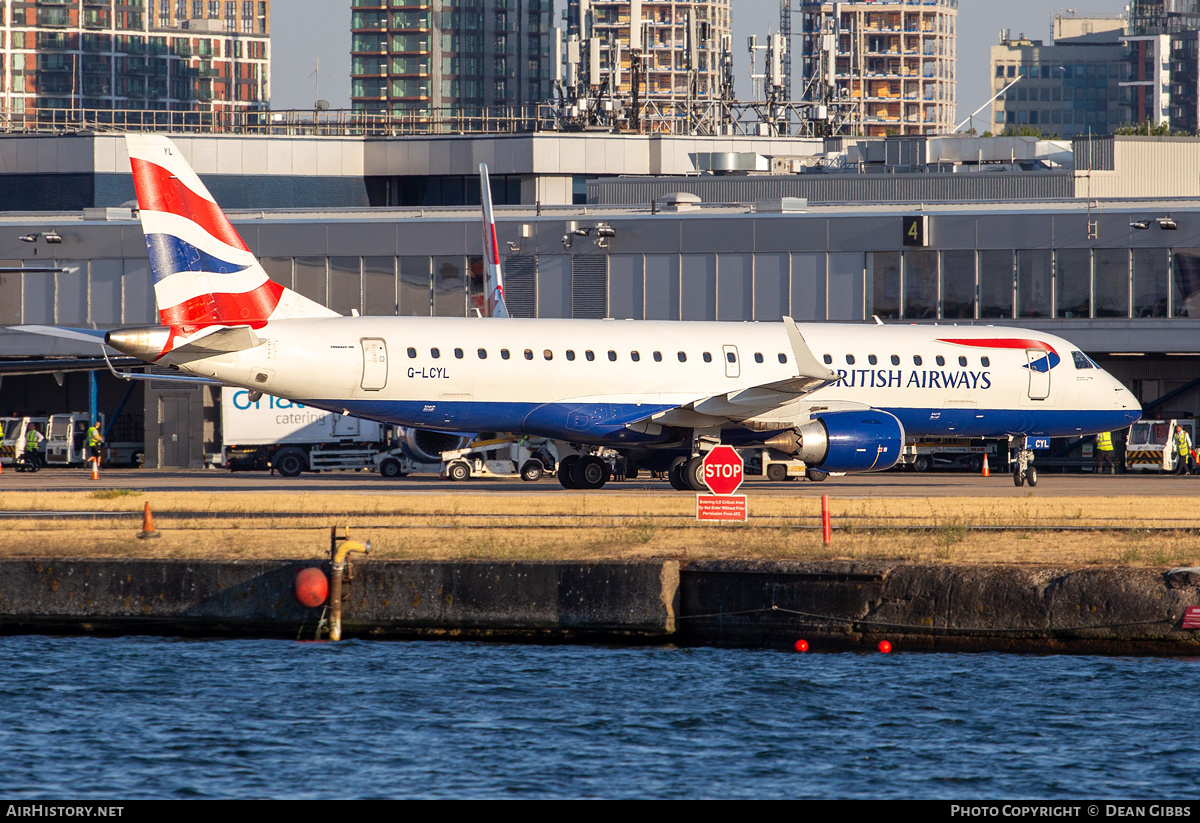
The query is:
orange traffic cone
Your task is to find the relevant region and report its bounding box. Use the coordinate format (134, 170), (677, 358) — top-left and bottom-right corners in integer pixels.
(982, 455), (990, 477)
(137, 501), (161, 539)
(90, 457), (99, 480)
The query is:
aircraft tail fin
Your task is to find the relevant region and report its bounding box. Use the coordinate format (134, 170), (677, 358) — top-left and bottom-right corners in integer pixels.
(479, 163), (510, 318)
(125, 134), (337, 340)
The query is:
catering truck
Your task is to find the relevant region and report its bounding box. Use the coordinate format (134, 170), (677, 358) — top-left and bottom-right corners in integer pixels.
(1124, 418), (1198, 473)
(215, 388), (464, 477)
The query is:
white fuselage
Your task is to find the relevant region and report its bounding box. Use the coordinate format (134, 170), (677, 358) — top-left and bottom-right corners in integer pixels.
(161, 317), (1141, 446)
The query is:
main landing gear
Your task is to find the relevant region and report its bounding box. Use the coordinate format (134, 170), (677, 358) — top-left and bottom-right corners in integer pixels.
(557, 453), (611, 490)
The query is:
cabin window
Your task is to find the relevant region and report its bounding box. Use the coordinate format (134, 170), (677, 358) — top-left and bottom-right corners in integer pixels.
(726, 352), (736, 364)
(703, 352), (713, 363)
(431, 347), (440, 359)
(754, 353), (764, 364)
(846, 354), (855, 365)
(501, 349), (510, 360)
(608, 350), (617, 362)
(868, 354), (878, 365)
(543, 349), (553, 360)
(678, 352), (687, 362)
(454, 348), (464, 359)
(407, 347), (416, 358)
(524, 349), (534, 360)
(822, 354), (832, 364)
(778, 354), (787, 364)
(981, 356), (990, 367)
(586, 350), (595, 361)
(935, 355), (945, 366)
(913, 355), (922, 366)
(890, 355), (900, 365)
(631, 351), (640, 362)
(566, 350), (576, 361)
(958, 356), (967, 367)
(653, 351), (663, 362)
(477, 348), (487, 359)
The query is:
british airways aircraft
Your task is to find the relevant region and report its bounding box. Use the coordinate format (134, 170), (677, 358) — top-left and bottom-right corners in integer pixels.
(20, 135), (1142, 490)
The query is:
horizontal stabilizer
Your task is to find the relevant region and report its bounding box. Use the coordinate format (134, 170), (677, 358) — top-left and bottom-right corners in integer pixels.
(10, 325), (110, 345)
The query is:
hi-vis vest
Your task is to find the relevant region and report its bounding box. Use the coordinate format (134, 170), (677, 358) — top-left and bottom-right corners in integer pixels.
(1097, 431), (1113, 452)
(1176, 430), (1190, 455)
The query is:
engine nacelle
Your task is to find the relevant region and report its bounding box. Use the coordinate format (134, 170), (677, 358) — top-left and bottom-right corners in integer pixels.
(404, 428), (469, 463)
(762, 410), (904, 473)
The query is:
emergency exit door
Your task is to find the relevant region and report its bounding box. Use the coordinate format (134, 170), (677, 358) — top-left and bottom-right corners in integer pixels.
(361, 338), (388, 391)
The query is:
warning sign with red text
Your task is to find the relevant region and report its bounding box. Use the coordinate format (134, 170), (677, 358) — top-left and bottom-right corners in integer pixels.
(697, 494), (747, 522)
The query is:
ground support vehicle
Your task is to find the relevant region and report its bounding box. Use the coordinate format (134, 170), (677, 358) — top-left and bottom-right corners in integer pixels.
(741, 448), (829, 481)
(1, 416), (49, 469)
(214, 388), (458, 477)
(899, 438), (1001, 473)
(442, 437), (558, 481)
(1125, 418), (1198, 473)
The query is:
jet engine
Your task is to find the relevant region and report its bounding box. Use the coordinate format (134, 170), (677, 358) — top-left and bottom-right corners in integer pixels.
(761, 410), (905, 473)
(403, 428), (469, 463)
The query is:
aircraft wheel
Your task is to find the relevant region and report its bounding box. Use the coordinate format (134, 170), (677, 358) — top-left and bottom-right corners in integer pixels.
(572, 455), (609, 490)
(1013, 466), (1025, 487)
(558, 455), (580, 489)
(668, 457), (690, 490)
(519, 460), (544, 482)
(1026, 465), (1038, 487)
(447, 461), (470, 482)
(275, 449), (306, 478)
(684, 456), (707, 491)
(379, 458), (407, 479)
(806, 469), (828, 482)
(766, 463), (788, 482)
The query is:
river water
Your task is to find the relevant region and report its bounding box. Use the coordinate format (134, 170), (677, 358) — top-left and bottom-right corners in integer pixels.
(0, 637), (1192, 799)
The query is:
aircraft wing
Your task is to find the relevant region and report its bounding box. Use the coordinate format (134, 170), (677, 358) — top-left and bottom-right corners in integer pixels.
(685, 316), (839, 420)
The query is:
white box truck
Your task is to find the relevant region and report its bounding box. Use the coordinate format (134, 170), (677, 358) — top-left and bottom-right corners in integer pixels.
(216, 388), (462, 478)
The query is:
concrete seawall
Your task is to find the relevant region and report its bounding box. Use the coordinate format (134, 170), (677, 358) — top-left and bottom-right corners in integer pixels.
(2, 558), (1198, 653)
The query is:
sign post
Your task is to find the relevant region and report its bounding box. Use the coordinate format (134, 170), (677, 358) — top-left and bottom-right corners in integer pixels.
(697, 445), (747, 522)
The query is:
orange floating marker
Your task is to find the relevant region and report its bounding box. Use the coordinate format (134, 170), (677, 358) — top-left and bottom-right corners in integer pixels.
(137, 501), (161, 539)
(794, 639), (809, 652)
(294, 567), (329, 608)
(982, 455), (990, 477)
(877, 640), (892, 654)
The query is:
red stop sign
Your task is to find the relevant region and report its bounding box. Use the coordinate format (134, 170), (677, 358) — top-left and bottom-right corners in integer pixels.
(702, 445), (744, 495)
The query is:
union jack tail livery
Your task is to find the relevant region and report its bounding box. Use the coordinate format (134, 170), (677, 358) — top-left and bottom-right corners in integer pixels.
(126, 134), (337, 350)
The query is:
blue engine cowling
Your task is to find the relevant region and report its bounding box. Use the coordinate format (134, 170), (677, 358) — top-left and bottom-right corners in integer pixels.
(764, 409), (905, 473)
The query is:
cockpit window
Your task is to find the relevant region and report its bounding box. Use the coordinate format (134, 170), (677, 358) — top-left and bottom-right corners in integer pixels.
(1071, 351), (1094, 369)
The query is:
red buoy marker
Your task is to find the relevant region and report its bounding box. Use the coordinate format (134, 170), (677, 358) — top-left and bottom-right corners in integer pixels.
(294, 567), (329, 608)
(877, 640), (892, 654)
(794, 639), (809, 652)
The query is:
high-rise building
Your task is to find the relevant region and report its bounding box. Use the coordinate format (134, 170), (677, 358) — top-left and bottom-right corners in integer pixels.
(989, 20), (1130, 139)
(564, 1), (731, 102)
(796, 0), (957, 136)
(1128, 0), (1200, 35)
(1, 0), (270, 118)
(351, 0), (554, 117)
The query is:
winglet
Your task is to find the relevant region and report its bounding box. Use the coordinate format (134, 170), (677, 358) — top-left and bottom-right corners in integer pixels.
(479, 163), (510, 318)
(782, 316), (839, 382)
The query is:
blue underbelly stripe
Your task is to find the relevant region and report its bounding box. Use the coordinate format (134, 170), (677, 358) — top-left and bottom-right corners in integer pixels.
(297, 399), (1140, 446)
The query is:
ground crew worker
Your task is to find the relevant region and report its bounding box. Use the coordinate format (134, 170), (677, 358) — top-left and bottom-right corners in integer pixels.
(1174, 424), (1193, 475)
(1095, 430), (1115, 474)
(23, 424), (44, 467)
(86, 421), (104, 464)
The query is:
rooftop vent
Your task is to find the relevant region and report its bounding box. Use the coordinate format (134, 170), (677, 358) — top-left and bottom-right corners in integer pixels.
(657, 192), (702, 212)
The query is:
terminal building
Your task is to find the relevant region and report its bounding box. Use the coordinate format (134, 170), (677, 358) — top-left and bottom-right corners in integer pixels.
(2, 130), (1200, 468)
